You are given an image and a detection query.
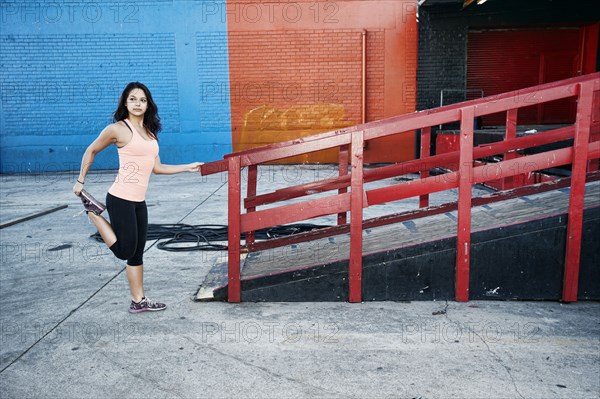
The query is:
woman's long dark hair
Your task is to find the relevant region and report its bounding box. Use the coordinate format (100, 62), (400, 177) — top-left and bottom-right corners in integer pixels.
(113, 82), (161, 138)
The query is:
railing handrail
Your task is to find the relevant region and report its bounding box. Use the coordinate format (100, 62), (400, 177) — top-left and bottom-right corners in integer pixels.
(238, 141), (600, 233)
(244, 124), (598, 209)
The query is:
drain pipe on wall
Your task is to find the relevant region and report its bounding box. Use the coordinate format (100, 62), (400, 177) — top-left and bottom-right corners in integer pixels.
(362, 29), (367, 124)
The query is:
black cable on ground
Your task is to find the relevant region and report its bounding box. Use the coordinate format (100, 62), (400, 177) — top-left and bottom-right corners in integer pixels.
(91, 223), (328, 251)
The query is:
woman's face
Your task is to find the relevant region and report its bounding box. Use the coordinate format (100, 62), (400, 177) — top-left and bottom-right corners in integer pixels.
(125, 88), (148, 118)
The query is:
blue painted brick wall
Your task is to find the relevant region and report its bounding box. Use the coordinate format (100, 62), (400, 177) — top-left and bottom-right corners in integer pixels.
(0, 0), (232, 173)
(197, 32), (231, 135)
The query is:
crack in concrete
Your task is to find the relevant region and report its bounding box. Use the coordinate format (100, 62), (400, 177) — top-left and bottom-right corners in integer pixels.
(99, 351), (186, 399)
(444, 304), (526, 399)
(182, 335), (352, 398)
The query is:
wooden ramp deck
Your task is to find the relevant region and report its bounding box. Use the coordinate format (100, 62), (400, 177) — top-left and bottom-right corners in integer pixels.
(198, 182), (600, 302)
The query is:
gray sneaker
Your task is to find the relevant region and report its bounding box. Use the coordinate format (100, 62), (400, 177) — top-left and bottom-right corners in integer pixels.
(128, 297), (166, 313)
(79, 189), (106, 215)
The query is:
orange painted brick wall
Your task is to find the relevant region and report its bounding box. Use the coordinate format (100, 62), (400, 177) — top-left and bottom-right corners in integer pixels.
(366, 29), (386, 122)
(227, 0), (418, 163)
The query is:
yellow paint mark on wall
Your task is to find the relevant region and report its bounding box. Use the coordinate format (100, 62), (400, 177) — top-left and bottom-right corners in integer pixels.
(238, 104), (354, 163)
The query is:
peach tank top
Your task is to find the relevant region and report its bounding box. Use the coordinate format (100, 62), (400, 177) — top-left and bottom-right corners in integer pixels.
(108, 120), (159, 202)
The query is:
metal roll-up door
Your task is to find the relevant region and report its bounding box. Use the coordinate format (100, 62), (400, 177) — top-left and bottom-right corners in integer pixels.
(467, 28), (581, 126)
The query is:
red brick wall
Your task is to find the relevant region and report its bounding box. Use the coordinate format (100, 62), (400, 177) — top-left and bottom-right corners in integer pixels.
(227, 0), (417, 163)
(366, 29), (385, 122)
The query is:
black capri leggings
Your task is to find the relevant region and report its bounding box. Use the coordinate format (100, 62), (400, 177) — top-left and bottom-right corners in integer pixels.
(106, 192), (148, 266)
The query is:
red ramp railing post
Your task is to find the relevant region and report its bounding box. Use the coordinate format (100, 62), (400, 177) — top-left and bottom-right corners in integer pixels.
(562, 81), (594, 302)
(338, 145), (349, 225)
(589, 89), (599, 171)
(228, 156), (242, 303)
(245, 165), (258, 246)
(503, 108), (518, 189)
(419, 126), (431, 208)
(456, 107), (474, 302)
(349, 131), (365, 303)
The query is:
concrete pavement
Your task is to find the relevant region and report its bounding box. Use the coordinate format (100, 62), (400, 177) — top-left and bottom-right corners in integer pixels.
(0, 166), (598, 398)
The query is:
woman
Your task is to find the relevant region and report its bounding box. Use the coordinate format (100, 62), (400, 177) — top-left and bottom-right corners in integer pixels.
(73, 82), (202, 313)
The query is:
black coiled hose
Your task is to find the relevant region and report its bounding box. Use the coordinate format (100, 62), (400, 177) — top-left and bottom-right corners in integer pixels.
(91, 223), (327, 251)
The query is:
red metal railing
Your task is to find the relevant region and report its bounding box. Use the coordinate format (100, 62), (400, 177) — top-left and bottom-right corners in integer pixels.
(201, 73), (600, 303)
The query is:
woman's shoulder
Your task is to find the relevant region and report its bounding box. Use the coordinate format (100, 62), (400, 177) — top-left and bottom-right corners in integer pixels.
(101, 121), (130, 136)
(98, 121), (132, 147)
(108, 120), (130, 130)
